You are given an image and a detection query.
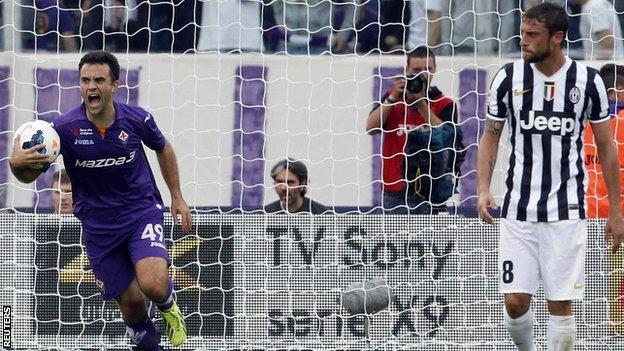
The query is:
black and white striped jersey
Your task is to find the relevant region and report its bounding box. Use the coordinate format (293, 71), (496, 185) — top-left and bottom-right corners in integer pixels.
(487, 57), (610, 222)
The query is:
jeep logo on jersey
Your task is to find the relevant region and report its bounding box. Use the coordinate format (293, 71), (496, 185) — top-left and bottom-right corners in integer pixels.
(75, 150), (136, 168)
(519, 110), (575, 137)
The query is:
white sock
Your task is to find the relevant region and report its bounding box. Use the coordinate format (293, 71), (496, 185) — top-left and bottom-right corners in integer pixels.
(547, 315), (575, 351)
(504, 308), (538, 351)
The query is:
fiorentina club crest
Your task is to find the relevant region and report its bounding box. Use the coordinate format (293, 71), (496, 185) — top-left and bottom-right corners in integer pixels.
(118, 130), (128, 143)
(544, 82), (555, 101)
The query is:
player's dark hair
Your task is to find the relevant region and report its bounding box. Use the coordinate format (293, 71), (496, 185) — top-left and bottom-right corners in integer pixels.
(599, 63), (624, 95)
(270, 158), (309, 196)
(51, 168), (70, 187)
(407, 45), (436, 66)
(79, 51), (120, 82)
(524, 2), (568, 37)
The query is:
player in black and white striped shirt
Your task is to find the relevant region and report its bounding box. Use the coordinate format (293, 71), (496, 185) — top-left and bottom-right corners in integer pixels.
(476, 3), (624, 351)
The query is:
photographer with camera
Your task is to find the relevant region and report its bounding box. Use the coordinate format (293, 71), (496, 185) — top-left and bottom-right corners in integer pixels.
(366, 46), (461, 214)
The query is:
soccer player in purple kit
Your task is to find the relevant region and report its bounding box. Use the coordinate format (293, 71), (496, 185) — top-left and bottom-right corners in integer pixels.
(9, 51), (190, 350)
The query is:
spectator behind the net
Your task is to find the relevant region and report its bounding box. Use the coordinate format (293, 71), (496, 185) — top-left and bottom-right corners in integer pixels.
(79, 0), (104, 50)
(80, 0), (152, 52)
(570, 0), (624, 60)
(146, 0), (200, 53)
(407, 0), (442, 51)
(366, 46), (460, 214)
(51, 168), (73, 214)
(331, 0), (380, 54)
(102, 0), (129, 52)
(198, 0), (262, 53)
(378, 0), (409, 54)
(264, 158), (327, 214)
(32, 0), (78, 52)
(267, 0), (355, 55)
(585, 63), (624, 218)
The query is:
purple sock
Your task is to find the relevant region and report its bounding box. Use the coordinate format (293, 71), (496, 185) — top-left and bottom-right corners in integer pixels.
(156, 277), (174, 312)
(124, 313), (162, 351)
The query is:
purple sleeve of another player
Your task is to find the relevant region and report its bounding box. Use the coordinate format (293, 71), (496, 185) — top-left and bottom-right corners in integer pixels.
(141, 112), (167, 151)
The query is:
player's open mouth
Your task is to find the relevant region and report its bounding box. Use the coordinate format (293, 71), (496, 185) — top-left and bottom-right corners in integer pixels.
(87, 94), (101, 108)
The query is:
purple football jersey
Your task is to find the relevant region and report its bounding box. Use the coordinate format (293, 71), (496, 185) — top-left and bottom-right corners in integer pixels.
(52, 102), (166, 234)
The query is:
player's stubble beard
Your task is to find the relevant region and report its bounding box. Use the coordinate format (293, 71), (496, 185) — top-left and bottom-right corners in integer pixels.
(524, 46), (551, 63)
(523, 35), (553, 64)
(93, 96), (114, 120)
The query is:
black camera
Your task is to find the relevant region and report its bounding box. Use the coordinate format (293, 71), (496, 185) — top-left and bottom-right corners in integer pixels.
(405, 70), (427, 94)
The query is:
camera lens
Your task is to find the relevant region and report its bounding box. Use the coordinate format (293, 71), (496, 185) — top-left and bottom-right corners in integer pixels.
(406, 72), (426, 94)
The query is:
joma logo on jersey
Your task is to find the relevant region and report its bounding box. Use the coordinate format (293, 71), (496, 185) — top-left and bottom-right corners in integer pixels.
(519, 110), (575, 137)
(74, 139), (94, 145)
(75, 151), (136, 168)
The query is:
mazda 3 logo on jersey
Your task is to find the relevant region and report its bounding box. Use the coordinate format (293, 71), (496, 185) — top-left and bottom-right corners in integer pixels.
(75, 150), (136, 168)
(519, 110), (575, 136)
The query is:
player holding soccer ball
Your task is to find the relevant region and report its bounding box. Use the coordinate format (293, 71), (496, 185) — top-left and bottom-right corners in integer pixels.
(477, 3), (624, 350)
(9, 51), (190, 350)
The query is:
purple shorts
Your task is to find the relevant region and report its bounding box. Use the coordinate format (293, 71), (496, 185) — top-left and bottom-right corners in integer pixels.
(84, 213), (170, 300)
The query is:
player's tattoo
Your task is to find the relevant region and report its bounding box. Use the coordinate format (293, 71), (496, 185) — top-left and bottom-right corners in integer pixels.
(485, 118), (505, 136)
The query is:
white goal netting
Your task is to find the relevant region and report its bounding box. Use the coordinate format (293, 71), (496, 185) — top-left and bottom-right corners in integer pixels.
(1, 0), (624, 350)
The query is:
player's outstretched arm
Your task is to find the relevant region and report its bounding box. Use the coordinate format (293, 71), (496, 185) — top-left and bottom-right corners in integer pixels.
(156, 140), (192, 232)
(476, 118), (504, 224)
(9, 135), (48, 184)
(592, 120), (624, 253)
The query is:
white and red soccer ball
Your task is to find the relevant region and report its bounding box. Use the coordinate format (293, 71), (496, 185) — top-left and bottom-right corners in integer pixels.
(14, 120), (61, 168)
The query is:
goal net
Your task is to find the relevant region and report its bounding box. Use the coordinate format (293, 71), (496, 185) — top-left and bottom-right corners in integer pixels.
(1, 0), (623, 350)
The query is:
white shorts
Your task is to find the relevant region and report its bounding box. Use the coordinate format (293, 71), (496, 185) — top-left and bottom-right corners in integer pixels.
(499, 218), (587, 301)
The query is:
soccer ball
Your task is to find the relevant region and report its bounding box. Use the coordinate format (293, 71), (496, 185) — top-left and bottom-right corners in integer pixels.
(14, 120), (61, 168)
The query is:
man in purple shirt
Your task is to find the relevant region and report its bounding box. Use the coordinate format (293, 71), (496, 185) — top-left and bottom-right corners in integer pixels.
(10, 51), (190, 350)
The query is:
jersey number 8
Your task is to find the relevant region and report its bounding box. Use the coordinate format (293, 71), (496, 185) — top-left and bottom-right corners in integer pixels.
(502, 260), (514, 283)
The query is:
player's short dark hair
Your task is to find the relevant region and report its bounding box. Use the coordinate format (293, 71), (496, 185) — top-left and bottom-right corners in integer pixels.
(599, 63), (624, 93)
(270, 158), (309, 196)
(79, 51), (120, 82)
(51, 168), (70, 187)
(407, 46), (436, 66)
(523, 2), (568, 36)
